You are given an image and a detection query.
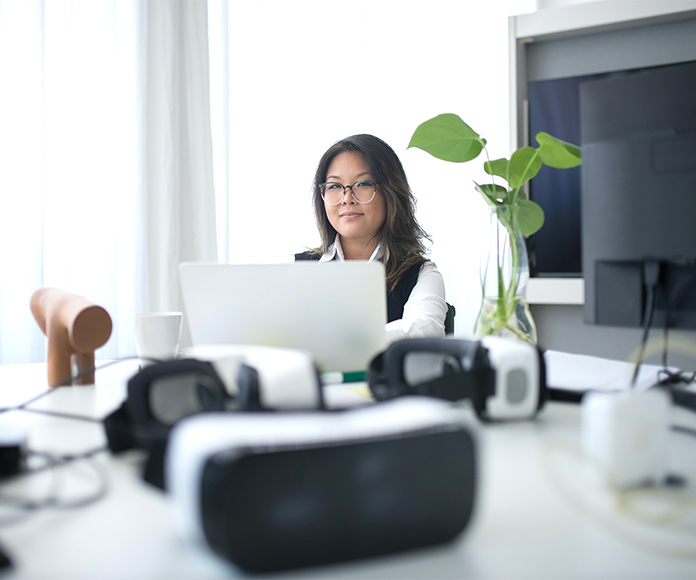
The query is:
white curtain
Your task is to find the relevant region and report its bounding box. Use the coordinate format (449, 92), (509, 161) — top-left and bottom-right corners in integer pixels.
(0, 0), (217, 365)
(142, 0), (218, 348)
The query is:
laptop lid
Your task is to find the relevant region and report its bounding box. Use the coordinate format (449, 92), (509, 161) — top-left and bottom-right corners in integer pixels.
(179, 261), (387, 373)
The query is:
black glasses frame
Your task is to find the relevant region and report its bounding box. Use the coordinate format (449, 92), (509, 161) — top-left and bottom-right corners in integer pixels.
(320, 180), (378, 205)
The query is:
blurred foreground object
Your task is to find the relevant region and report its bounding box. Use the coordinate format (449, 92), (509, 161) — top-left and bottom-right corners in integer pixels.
(30, 288), (112, 386)
(167, 398), (477, 572)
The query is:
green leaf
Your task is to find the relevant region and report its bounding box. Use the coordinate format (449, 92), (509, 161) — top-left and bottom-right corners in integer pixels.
(517, 198), (545, 236)
(483, 158), (510, 185)
(485, 149), (542, 190)
(535, 132), (582, 168)
(508, 147), (543, 189)
(474, 183), (508, 206)
(408, 113), (486, 162)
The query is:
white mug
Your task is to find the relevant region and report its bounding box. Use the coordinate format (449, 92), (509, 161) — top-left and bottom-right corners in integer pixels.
(134, 312), (183, 361)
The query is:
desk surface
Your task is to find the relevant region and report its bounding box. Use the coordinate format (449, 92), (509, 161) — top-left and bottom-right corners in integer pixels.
(0, 359), (695, 579)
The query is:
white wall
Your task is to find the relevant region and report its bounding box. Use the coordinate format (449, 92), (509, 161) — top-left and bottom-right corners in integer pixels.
(535, 0), (594, 8)
(212, 0), (537, 336)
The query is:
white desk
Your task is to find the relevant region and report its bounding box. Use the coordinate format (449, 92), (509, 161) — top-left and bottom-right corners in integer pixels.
(0, 359), (695, 579)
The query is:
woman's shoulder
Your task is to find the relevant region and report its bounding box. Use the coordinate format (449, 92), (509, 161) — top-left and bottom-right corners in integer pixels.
(419, 258), (439, 273)
(407, 257), (439, 275)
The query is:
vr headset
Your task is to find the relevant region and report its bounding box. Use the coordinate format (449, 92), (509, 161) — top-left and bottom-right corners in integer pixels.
(368, 336), (547, 420)
(187, 344), (325, 411)
(104, 345), (323, 488)
(166, 397), (477, 573)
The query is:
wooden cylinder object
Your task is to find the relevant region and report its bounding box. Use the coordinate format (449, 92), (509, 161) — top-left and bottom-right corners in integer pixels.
(30, 288), (113, 387)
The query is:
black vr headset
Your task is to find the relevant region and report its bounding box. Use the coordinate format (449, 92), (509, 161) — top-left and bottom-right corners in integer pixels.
(368, 336), (548, 420)
(166, 397), (477, 573)
(104, 346), (324, 488)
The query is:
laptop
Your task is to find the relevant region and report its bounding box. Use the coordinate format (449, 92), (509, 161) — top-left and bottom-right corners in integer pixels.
(179, 261), (387, 373)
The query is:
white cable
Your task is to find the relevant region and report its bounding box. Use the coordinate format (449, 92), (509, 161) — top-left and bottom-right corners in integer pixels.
(541, 436), (696, 559)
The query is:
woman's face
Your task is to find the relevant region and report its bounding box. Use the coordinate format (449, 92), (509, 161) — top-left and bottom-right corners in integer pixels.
(323, 151), (386, 255)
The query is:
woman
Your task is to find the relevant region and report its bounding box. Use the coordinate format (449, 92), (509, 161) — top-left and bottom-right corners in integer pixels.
(296, 134), (448, 342)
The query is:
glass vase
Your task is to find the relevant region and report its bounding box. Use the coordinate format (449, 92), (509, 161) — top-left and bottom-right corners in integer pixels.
(474, 204), (537, 344)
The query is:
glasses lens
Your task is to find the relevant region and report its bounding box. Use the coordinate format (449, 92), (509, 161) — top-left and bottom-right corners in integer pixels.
(148, 372), (224, 425)
(352, 180), (376, 203)
(322, 182), (345, 205)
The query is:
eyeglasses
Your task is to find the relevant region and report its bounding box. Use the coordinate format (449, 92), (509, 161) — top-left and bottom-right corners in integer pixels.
(320, 180), (378, 205)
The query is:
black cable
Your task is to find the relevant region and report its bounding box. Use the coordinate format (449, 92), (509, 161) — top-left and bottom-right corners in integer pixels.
(631, 261), (661, 386)
(655, 266), (696, 376)
(672, 425), (696, 438)
(23, 446), (108, 476)
(665, 267), (696, 329)
(651, 268), (696, 409)
(13, 385), (67, 411)
(0, 358), (153, 528)
(664, 384), (696, 414)
(52, 356), (143, 388)
(0, 386), (67, 416)
(3, 358), (139, 415)
(18, 408), (104, 423)
(0, 357), (143, 422)
(5, 357), (162, 415)
(657, 368), (695, 386)
(0, 447), (110, 527)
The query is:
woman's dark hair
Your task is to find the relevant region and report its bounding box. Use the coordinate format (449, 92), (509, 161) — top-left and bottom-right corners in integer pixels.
(310, 134), (431, 291)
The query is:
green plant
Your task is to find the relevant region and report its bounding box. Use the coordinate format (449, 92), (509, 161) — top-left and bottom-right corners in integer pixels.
(408, 113), (582, 236)
(408, 113), (582, 342)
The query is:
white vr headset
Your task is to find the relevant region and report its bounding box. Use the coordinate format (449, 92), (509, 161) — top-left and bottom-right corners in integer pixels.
(165, 397), (477, 573)
(103, 344), (324, 490)
(186, 344), (324, 411)
(368, 336), (547, 420)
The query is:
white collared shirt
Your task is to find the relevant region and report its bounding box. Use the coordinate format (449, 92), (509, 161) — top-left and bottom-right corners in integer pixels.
(319, 238), (448, 343)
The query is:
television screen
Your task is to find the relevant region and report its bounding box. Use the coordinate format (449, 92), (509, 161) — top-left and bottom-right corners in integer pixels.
(527, 68), (651, 277)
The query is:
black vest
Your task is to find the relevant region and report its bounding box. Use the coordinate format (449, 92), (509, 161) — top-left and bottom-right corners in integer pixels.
(294, 251), (422, 323)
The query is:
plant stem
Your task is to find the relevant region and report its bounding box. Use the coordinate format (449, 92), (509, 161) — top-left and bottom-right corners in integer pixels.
(492, 205), (522, 328)
(507, 212), (520, 305)
(503, 321), (534, 343)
